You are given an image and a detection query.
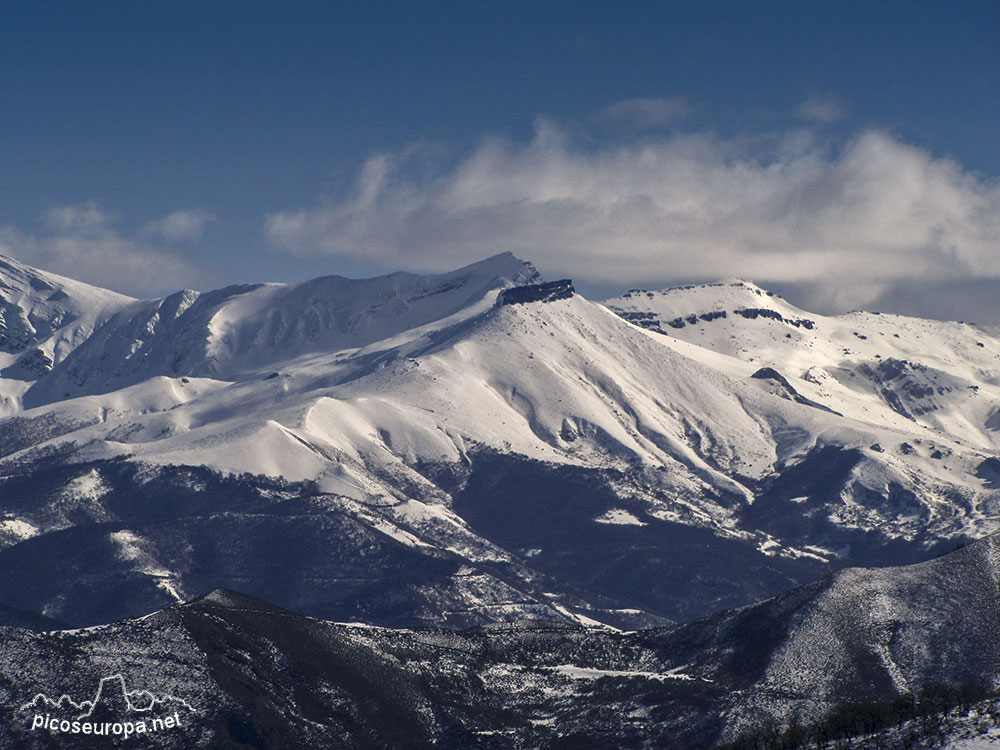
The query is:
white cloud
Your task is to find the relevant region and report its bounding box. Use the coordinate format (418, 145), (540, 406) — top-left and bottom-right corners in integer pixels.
(797, 93), (847, 124)
(602, 97), (691, 128)
(142, 208), (216, 242)
(0, 202), (205, 296)
(266, 119), (1000, 313)
(43, 203), (118, 234)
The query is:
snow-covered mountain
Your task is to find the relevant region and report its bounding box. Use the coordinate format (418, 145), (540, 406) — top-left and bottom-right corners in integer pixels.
(21, 251), (540, 407)
(606, 279), (1000, 454)
(1, 254), (999, 631)
(0, 255), (131, 413)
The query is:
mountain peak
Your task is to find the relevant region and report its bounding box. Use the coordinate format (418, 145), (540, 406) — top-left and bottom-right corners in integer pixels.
(186, 588), (299, 616)
(21, 253), (542, 405)
(453, 251), (540, 283)
(0, 253), (134, 303)
(0, 254), (134, 408)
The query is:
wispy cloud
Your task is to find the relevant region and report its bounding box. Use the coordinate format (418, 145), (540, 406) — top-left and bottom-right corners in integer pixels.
(142, 208), (216, 242)
(797, 93), (847, 124)
(602, 97), (691, 129)
(266, 117), (1000, 314)
(0, 202), (205, 296)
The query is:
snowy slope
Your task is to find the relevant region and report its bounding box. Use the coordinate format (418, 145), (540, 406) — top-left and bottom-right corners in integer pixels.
(23, 252), (539, 407)
(1, 256), (1000, 629)
(0, 254), (132, 414)
(10, 280), (997, 544)
(606, 280), (1000, 454)
(701, 532), (1000, 743)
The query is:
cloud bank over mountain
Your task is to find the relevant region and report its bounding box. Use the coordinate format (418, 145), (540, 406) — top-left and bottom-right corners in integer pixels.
(267, 117), (1000, 316)
(0, 203), (207, 297)
(5, 110), (997, 321)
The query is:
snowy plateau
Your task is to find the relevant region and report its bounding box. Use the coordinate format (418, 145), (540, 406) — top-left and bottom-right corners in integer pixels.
(2, 252), (1000, 747)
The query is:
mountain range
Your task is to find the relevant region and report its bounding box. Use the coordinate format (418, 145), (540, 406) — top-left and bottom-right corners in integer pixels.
(5, 534), (1000, 748)
(2, 252), (999, 746)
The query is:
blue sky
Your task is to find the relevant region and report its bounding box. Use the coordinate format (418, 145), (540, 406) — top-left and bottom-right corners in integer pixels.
(1, 1), (998, 321)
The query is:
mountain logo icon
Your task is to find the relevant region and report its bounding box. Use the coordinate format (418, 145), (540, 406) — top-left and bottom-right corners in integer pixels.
(19, 674), (195, 738)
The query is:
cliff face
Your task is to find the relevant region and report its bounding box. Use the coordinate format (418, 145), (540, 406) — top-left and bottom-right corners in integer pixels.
(497, 278), (574, 305)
